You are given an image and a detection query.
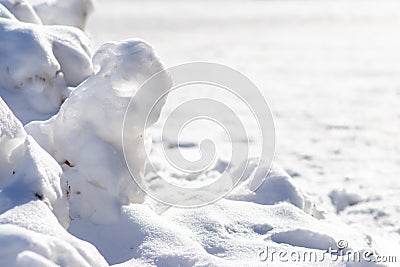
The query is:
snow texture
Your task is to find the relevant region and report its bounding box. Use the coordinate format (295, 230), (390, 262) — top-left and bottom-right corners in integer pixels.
(0, 0), (41, 24)
(0, 15), (92, 124)
(29, 0), (94, 30)
(26, 39), (171, 225)
(0, 0), (398, 266)
(0, 98), (108, 266)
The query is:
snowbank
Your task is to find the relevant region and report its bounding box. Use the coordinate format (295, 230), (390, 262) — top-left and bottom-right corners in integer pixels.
(0, 97), (68, 226)
(0, 98), (108, 266)
(26, 39), (171, 225)
(0, 0), (94, 29)
(0, 201), (108, 267)
(227, 160), (324, 218)
(69, 189), (372, 266)
(0, 16), (92, 124)
(0, 1), (392, 266)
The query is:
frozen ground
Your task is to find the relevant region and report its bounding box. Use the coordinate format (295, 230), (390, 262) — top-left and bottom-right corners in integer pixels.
(0, 0), (399, 266)
(88, 0), (400, 255)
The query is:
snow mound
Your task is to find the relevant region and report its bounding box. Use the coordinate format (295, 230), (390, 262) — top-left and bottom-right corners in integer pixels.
(29, 0), (94, 30)
(0, 201), (108, 267)
(0, 98), (108, 266)
(227, 161), (324, 218)
(68, 199), (372, 266)
(0, 97), (68, 227)
(0, 17), (92, 123)
(26, 39), (171, 225)
(0, 4), (16, 19)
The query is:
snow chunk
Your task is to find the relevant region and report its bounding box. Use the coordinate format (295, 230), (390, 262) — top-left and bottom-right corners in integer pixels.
(26, 39), (171, 224)
(0, 18), (93, 123)
(0, 201), (108, 267)
(29, 0), (94, 30)
(0, 98), (69, 228)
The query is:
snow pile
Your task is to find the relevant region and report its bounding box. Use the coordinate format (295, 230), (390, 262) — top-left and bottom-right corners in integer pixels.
(0, 15), (92, 124)
(0, 98), (108, 267)
(67, 165), (374, 266)
(26, 39), (171, 225)
(0, 1), (394, 266)
(0, 0), (93, 29)
(0, 97), (68, 226)
(29, 0), (94, 30)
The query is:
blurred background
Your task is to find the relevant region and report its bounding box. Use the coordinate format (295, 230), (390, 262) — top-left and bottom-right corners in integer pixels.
(88, 0), (400, 248)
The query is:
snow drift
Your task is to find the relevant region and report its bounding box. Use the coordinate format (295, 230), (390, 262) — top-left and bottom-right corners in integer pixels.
(0, 98), (108, 267)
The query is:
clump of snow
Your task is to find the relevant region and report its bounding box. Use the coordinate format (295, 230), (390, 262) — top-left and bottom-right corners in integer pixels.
(29, 0), (94, 30)
(0, 201), (109, 267)
(26, 39), (171, 225)
(0, 17), (92, 123)
(0, 0), (41, 24)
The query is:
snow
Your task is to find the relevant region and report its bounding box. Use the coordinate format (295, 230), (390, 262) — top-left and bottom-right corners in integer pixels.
(0, 98), (68, 227)
(0, 0), (94, 29)
(26, 39), (171, 224)
(28, 0), (94, 30)
(0, 201), (108, 267)
(0, 15), (92, 124)
(0, 0), (399, 266)
(0, 0), (41, 24)
(0, 99), (108, 266)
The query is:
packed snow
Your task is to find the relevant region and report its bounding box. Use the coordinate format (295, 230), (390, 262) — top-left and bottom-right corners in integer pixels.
(0, 0), (399, 266)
